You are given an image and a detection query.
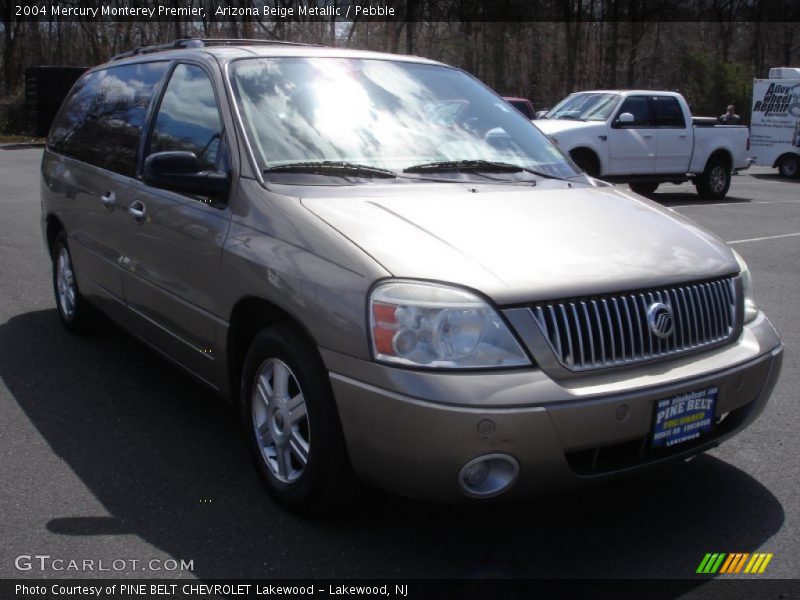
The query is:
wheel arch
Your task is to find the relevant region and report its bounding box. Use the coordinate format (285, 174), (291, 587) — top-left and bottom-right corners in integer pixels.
(568, 146), (603, 177)
(226, 296), (320, 405)
(45, 214), (65, 256)
(704, 148), (733, 172)
(772, 152), (800, 168)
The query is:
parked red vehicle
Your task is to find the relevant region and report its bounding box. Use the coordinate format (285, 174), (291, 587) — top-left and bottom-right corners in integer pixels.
(503, 96), (536, 119)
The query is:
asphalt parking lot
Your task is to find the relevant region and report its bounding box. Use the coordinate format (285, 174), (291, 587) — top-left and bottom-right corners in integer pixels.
(0, 148), (798, 585)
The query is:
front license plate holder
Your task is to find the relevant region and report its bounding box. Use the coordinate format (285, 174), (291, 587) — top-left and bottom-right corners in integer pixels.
(650, 386), (718, 449)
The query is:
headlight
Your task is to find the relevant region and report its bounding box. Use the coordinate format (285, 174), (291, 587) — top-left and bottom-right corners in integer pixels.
(369, 281), (531, 369)
(732, 250), (758, 324)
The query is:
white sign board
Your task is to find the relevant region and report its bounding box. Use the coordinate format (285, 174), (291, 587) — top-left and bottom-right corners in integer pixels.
(750, 78), (800, 167)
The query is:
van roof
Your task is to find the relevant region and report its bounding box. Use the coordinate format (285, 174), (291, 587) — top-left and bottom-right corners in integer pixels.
(106, 38), (441, 68)
(767, 67), (800, 79)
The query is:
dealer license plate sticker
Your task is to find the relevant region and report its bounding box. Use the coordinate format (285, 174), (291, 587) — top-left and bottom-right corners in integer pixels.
(651, 386), (718, 448)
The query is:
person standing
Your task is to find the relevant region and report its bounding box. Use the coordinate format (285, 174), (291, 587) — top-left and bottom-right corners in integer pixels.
(719, 105), (741, 125)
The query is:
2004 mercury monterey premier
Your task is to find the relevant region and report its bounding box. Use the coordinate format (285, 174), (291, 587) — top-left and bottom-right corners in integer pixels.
(41, 39), (783, 511)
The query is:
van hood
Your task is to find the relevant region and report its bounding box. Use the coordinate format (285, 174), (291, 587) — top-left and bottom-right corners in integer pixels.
(301, 184), (738, 304)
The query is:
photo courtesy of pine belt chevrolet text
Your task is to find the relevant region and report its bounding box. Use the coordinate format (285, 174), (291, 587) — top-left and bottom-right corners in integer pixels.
(40, 39), (784, 512)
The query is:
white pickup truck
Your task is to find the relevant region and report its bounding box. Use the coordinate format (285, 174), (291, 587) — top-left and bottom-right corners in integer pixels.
(534, 90), (750, 198)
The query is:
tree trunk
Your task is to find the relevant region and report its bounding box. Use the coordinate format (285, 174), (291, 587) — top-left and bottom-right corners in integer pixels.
(607, 1), (619, 88)
(2, 3), (21, 95)
(405, 0), (416, 54)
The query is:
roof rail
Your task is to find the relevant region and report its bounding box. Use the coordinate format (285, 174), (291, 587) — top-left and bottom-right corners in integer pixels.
(111, 38), (319, 61)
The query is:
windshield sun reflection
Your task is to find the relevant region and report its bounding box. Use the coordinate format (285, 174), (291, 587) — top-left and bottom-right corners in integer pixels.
(230, 57), (579, 181)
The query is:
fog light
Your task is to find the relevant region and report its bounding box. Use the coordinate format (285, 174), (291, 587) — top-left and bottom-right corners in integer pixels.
(457, 454), (519, 498)
(461, 461), (489, 487)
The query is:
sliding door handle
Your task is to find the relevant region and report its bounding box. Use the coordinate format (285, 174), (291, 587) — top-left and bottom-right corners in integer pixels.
(128, 201), (146, 223)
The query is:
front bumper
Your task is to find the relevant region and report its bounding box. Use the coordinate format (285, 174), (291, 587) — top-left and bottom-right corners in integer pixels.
(324, 314), (783, 501)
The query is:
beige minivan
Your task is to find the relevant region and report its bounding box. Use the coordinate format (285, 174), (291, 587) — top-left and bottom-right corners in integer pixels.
(41, 39), (783, 511)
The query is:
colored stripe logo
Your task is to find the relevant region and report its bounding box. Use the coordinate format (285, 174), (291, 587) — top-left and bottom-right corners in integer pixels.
(697, 552), (773, 574)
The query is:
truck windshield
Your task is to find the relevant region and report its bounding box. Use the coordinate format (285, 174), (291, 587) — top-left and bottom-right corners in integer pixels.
(544, 93), (620, 121)
(229, 57), (578, 181)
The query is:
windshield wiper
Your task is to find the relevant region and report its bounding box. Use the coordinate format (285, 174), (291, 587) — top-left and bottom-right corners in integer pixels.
(403, 159), (568, 181)
(555, 115), (587, 121)
(404, 159), (523, 174)
(264, 161), (397, 178)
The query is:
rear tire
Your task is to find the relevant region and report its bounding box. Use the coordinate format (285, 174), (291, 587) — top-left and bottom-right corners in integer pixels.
(51, 231), (97, 334)
(240, 323), (357, 513)
(695, 158), (731, 199)
(629, 182), (659, 197)
(777, 154), (800, 178)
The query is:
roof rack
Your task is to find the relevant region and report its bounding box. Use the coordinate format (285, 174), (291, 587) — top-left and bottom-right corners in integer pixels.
(111, 38), (319, 61)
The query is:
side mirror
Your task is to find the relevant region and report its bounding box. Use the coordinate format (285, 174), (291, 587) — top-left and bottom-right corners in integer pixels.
(143, 151), (229, 198)
(535, 110), (549, 120)
(618, 112), (635, 124)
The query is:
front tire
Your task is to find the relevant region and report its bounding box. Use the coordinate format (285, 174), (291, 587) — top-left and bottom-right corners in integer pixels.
(777, 154), (800, 178)
(570, 150), (600, 178)
(695, 158), (731, 199)
(51, 231), (96, 334)
(629, 182), (659, 197)
(241, 323), (356, 512)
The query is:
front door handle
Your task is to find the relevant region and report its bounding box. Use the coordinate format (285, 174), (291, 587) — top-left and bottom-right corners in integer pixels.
(679, 133), (688, 138)
(643, 134), (653, 139)
(128, 200), (146, 223)
(100, 191), (116, 209)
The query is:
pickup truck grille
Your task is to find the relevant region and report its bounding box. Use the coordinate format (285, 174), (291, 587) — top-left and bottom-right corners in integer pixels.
(529, 277), (738, 372)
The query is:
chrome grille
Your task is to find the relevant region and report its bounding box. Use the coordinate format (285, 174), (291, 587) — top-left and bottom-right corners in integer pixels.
(530, 277), (738, 371)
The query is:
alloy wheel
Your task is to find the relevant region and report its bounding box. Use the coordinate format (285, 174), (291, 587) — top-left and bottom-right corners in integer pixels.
(709, 166), (728, 194)
(251, 358), (310, 483)
(56, 246), (77, 320)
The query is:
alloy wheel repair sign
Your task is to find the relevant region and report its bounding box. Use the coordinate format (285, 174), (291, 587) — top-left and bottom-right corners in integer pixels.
(751, 79), (800, 153)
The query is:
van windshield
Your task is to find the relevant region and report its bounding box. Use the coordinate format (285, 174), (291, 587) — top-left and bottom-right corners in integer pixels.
(544, 93), (620, 121)
(229, 57), (578, 181)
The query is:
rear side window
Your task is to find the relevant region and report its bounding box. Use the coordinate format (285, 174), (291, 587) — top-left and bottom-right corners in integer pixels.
(651, 96), (686, 128)
(617, 96), (652, 127)
(48, 62), (168, 177)
(148, 64), (224, 172)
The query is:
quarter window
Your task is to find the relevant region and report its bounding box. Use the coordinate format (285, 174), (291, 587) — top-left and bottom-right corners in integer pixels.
(148, 64), (224, 172)
(48, 62), (168, 176)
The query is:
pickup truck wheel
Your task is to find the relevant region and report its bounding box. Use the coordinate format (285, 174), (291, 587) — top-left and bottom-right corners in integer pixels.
(629, 182), (659, 197)
(695, 159), (731, 199)
(570, 151), (600, 178)
(777, 155), (799, 178)
(52, 231), (97, 334)
(241, 323), (357, 513)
